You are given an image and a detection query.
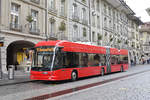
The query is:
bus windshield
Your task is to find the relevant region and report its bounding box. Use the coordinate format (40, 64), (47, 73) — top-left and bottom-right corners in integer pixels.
(32, 47), (55, 71)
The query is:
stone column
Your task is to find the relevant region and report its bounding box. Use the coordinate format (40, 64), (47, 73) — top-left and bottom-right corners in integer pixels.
(1, 46), (7, 73)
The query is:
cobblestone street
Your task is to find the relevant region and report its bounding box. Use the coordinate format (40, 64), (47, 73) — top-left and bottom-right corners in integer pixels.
(52, 66), (150, 100)
(0, 65), (150, 100)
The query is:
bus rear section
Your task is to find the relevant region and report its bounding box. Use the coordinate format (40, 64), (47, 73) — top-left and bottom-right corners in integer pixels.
(119, 49), (129, 71)
(107, 48), (128, 73)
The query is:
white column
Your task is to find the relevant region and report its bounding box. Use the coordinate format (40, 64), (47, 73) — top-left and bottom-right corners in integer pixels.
(1, 46), (7, 73)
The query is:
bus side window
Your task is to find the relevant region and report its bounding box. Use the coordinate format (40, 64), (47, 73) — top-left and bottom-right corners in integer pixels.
(54, 51), (63, 68)
(80, 53), (88, 67)
(64, 52), (72, 68)
(100, 55), (106, 66)
(93, 54), (100, 66)
(62, 53), (67, 68)
(111, 55), (115, 65)
(63, 52), (79, 68)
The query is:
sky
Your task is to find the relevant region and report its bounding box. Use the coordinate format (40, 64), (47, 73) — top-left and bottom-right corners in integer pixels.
(124, 0), (150, 22)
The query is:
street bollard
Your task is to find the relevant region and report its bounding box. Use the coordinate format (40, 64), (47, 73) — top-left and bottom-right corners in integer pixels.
(8, 65), (14, 80)
(25, 66), (30, 73)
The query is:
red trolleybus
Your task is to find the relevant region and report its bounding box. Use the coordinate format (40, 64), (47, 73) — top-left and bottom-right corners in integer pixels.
(30, 40), (128, 81)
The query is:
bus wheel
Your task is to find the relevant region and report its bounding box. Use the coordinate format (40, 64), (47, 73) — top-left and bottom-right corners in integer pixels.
(121, 66), (124, 72)
(71, 71), (77, 81)
(101, 69), (105, 76)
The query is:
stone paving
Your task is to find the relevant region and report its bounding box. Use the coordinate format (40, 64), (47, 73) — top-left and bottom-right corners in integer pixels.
(0, 70), (31, 86)
(0, 64), (150, 100)
(50, 65), (150, 100)
(51, 70), (150, 100)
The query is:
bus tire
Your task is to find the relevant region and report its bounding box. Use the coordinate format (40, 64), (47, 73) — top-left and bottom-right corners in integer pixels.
(71, 71), (77, 81)
(101, 68), (105, 76)
(121, 66), (124, 72)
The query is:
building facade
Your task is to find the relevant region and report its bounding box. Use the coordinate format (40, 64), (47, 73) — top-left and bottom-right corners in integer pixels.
(89, 0), (142, 64)
(0, 0), (46, 73)
(0, 0), (69, 73)
(0, 0), (143, 73)
(68, 0), (89, 42)
(139, 22), (150, 58)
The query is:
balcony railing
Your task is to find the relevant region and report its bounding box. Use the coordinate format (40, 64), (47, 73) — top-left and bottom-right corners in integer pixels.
(29, 27), (40, 35)
(72, 14), (79, 22)
(10, 23), (22, 31)
(48, 7), (57, 14)
(30, 0), (40, 4)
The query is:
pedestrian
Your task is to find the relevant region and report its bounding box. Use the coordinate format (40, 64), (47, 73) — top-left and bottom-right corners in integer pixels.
(142, 58), (145, 64)
(131, 59), (133, 66)
(15, 61), (19, 70)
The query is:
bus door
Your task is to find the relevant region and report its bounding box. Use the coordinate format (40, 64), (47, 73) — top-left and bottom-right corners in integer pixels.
(106, 48), (111, 73)
(54, 48), (67, 80)
(78, 53), (89, 77)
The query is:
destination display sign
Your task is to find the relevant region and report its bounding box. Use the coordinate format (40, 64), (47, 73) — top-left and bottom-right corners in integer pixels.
(36, 48), (54, 52)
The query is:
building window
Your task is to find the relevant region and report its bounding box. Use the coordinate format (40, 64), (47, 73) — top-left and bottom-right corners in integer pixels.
(83, 28), (87, 37)
(104, 4), (107, 14)
(50, 19), (55, 35)
(91, 0), (95, 10)
(81, 8), (86, 23)
(108, 7), (111, 16)
(31, 10), (38, 32)
(73, 4), (77, 15)
(92, 31), (95, 42)
(96, 0), (100, 12)
(72, 4), (79, 21)
(114, 24), (116, 31)
(10, 3), (20, 28)
(104, 17), (107, 27)
(109, 20), (112, 29)
(97, 16), (100, 28)
(48, 0), (55, 10)
(92, 15), (95, 27)
(82, 0), (86, 4)
(60, 0), (65, 16)
(73, 25), (79, 40)
(81, 8), (86, 20)
(30, 0), (40, 4)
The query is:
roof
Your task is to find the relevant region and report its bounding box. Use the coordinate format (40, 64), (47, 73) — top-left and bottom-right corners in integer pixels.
(35, 40), (106, 54)
(35, 40), (128, 55)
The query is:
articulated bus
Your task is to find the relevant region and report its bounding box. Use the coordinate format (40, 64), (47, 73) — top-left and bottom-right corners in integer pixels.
(30, 40), (128, 81)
